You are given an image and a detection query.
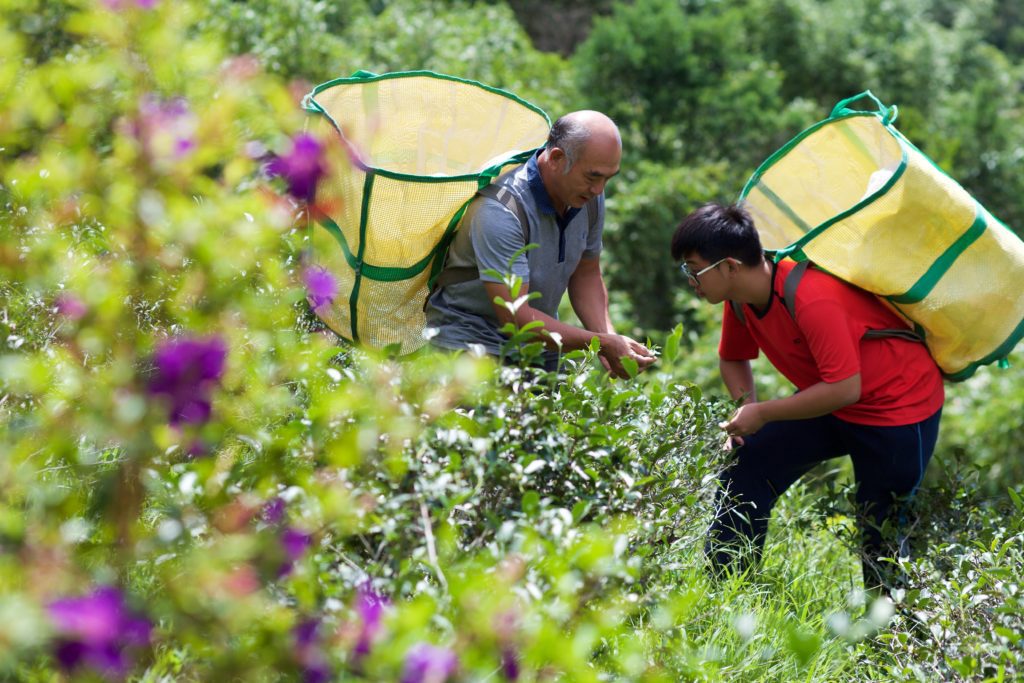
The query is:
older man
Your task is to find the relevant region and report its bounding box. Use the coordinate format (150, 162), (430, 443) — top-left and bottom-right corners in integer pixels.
(426, 110), (654, 376)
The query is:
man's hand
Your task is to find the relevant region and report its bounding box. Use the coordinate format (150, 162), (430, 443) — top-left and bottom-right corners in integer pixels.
(597, 333), (656, 378)
(720, 402), (766, 439)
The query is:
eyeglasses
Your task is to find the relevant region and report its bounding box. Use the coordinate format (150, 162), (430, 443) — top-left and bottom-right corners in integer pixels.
(680, 257), (729, 287)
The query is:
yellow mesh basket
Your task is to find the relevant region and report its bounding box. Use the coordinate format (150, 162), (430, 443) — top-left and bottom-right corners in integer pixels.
(741, 91), (1024, 380)
(302, 70), (550, 354)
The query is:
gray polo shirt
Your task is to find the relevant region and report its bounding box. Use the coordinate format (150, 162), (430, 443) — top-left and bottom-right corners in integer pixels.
(425, 152), (604, 357)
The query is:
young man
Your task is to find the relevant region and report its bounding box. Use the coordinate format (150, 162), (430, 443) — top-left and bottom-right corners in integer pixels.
(671, 202), (944, 590)
(425, 111), (654, 377)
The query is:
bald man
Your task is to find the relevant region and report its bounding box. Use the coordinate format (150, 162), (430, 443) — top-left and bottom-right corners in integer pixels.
(426, 111), (654, 377)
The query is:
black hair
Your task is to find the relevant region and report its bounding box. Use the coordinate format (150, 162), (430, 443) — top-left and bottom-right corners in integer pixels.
(670, 202), (764, 266)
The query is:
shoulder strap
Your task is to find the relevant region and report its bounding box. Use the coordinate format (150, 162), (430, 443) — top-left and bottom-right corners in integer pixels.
(727, 259), (808, 325)
(432, 190), (601, 295)
(782, 259), (810, 320)
(781, 260), (923, 342)
(430, 186), (530, 293)
(478, 183), (530, 244)
(729, 300), (746, 325)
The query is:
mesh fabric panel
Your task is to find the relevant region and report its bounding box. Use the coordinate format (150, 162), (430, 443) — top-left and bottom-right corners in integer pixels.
(741, 109), (1024, 379)
(304, 72), (550, 354)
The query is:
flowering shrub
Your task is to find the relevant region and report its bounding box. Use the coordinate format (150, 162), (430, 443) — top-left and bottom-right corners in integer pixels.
(2, 2), (1022, 682)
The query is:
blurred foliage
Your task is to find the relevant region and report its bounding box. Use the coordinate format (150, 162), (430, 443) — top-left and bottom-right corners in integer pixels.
(2, 0), (1023, 680)
(605, 161), (732, 335)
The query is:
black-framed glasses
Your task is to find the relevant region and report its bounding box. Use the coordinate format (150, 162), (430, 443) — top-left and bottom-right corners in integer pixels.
(679, 258), (728, 287)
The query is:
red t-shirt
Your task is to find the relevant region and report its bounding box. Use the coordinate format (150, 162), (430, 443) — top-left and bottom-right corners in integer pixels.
(718, 260), (944, 426)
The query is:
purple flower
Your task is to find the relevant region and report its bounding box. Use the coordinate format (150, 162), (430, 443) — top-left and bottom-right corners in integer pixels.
(303, 267), (338, 311)
(401, 643), (459, 683)
(353, 583), (389, 658)
(55, 292), (87, 321)
(148, 335), (227, 426)
(268, 133), (326, 202)
(278, 527), (313, 577)
(500, 647), (520, 681)
(47, 586), (151, 677)
(282, 527), (312, 561)
(293, 618), (332, 683)
(262, 497), (286, 525)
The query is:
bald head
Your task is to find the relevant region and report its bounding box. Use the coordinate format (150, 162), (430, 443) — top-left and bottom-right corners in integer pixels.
(546, 110), (621, 173)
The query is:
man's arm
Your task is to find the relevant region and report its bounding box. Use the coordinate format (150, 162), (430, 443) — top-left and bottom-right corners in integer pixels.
(567, 256), (614, 334)
(483, 276), (653, 377)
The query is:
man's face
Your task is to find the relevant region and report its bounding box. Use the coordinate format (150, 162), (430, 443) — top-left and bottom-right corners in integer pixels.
(681, 254), (731, 304)
(552, 135), (621, 210)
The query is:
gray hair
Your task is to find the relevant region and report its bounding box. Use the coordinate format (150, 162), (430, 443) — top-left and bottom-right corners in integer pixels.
(545, 116), (592, 174)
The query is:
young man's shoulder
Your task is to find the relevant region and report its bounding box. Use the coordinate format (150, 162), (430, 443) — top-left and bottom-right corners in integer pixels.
(790, 263), (876, 307)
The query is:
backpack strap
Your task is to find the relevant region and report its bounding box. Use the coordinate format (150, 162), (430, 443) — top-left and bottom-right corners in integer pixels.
(729, 300), (746, 325)
(431, 188), (600, 292)
(430, 185), (529, 293)
(782, 259), (810, 320)
(731, 259), (923, 343)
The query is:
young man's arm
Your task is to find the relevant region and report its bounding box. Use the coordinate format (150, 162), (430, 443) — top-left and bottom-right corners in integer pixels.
(722, 373), (861, 438)
(719, 358), (756, 403)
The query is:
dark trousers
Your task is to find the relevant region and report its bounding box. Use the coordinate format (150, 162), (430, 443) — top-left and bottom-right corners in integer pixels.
(706, 408), (942, 590)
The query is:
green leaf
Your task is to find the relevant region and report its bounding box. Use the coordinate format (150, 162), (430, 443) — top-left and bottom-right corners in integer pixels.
(571, 500), (591, 523)
(1008, 487), (1023, 514)
(521, 490), (540, 516)
(786, 626), (821, 667)
(663, 324), (682, 363)
(621, 356), (639, 378)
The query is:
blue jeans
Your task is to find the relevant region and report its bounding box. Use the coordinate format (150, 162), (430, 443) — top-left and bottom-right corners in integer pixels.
(706, 408), (942, 589)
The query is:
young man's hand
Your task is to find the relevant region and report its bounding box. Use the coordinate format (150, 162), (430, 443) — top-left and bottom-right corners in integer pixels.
(720, 402), (766, 438)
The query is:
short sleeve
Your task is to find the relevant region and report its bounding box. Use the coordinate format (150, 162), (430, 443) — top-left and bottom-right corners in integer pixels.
(468, 198), (531, 284)
(718, 302), (759, 361)
(582, 194), (604, 259)
(795, 298), (861, 383)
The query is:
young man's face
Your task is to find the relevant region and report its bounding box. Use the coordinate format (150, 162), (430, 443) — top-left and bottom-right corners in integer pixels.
(681, 254), (731, 304)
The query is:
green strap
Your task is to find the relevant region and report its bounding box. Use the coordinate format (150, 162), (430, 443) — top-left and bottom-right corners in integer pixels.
(348, 172), (374, 343)
(830, 90), (898, 125)
(889, 202), (987, 304)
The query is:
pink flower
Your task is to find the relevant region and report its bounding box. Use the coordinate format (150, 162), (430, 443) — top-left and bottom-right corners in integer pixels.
(136, 95), (196, 167)
(55, 293), (87, 321)
(293, 619), (332, 683)
(401, 643), (459, 683)
(103, 0), (158, 11)
(278, 527), (313, 577)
